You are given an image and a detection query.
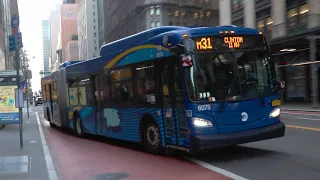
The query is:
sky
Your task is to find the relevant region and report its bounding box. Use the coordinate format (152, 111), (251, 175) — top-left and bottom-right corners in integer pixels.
(18, 0), (61, 92)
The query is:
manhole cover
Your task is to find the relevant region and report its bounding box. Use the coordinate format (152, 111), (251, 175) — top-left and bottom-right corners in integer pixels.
(0, 156), (29, 173)
(91, 172), (130, 180)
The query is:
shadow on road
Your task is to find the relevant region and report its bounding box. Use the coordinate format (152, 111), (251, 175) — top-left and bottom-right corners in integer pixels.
(48, 124), (145, 152)
(44, 118), (283, 163)
(191, 145), (282, 163)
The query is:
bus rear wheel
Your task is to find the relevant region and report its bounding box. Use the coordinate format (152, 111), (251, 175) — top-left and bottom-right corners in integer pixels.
(144, 121), (161, 154)
(47, 109), (54, 127)
(74, 115), (84, 138)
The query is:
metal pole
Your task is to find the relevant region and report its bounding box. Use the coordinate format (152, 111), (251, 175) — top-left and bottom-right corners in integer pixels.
(26, 77), (29, 118)
(310, 37), (318, 108)
(15, 35), (23, 148)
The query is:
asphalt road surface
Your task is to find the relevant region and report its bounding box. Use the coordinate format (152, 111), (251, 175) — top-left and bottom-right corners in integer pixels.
(194, 110), (320, 180)
(31, 104), (320, 180)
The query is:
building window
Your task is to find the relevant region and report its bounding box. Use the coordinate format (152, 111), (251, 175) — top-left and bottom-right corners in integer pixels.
(94, 32), (96, 37)
(93, 12), (96, 16)
(169, 21), (173, 25)
(150, 6), (155, 15)
(286, 3), (309, 34)
(156, 21), (161, 27)
(94, 46), (97, 51)
(150, 21), (155, 28)
(232, 0), (244, 11)
(93, 19), (96, 23)
(155, 5), (160, 15)
(94, 25), (96, 30)
(232, 18), (244, 27)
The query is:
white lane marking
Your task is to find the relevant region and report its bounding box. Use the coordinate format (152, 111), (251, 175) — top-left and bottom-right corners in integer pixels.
(282, 112), (320, 117)
(186, 158), (249, 180)
(296, 117), (320, 121)
(36, 112), (59, 180)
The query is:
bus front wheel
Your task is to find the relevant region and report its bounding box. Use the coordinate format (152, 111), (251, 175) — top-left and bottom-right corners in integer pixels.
(144, 121), (161, 154)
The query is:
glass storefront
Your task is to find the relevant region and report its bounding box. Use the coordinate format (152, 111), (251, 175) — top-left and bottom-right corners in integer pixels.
(275, 50), (311, 102)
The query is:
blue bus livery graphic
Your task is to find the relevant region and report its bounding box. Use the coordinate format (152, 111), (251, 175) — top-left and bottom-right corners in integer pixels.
(41, 26), (285, 154)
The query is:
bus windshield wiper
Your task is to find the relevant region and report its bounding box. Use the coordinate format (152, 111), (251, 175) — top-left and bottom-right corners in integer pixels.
(246, 81), (266, 106)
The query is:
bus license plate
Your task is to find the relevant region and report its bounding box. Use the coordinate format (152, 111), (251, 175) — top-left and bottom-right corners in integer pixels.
(271, 100), (281, 107)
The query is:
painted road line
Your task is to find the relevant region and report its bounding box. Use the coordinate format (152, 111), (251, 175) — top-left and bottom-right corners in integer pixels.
(36, 112), (59, 180)
(282, 112), (320, 116)
(296, 117), (320, 121)
(286, 125), (320, 132)
(186, 158), (249, 180)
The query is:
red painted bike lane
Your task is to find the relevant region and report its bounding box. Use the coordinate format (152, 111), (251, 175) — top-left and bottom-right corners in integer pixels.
(39, 114), (230, 180)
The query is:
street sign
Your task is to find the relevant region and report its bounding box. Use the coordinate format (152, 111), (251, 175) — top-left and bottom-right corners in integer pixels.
(9, 35), (15, 51)
(16, 32), (23, 48)
(11, 15), (19, 35)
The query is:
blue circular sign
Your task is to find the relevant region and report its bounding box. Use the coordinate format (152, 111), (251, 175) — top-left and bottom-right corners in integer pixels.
(11, 15), (19, 29)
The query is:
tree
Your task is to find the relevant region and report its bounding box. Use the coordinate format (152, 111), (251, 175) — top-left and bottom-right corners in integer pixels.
(71, 34), (78, 41)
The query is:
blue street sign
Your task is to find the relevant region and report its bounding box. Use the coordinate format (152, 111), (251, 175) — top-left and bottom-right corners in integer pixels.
(11, 15), (19, 29)
(9, 35), (15, 51)
(16, 32), (23, 48)
(20, 80), (25, 88)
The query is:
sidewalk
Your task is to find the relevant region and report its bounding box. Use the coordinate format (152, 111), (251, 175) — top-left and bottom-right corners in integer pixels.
(0, 110), (55, 180)
(281, 103), (320, 112)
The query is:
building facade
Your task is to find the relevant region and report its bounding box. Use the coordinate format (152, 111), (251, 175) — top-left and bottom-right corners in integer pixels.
(49, 4), (61, 71)
(77, 0), (99, 60)
(97, 0), (105, 47)
(64, 40), (79, 61)
(42, 20), (51, 75)
(60, 2), (79, 62)
(219, 0), (320, 104)
(1, 0), (19, 70)
(104, 0), (219, 43)
(0, 0), (6, 70)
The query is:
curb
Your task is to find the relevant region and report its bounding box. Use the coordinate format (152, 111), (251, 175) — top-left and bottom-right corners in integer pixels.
(281, 108), (320, 112)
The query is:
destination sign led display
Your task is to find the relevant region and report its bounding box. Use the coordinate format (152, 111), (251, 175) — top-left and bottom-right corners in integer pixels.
(193, 35), (265, 52)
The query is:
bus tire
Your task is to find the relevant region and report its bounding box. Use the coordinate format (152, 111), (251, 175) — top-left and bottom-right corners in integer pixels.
(46, 108), (54, 127)
(74, 114), (84, 138)
(143, 120), (161, 154)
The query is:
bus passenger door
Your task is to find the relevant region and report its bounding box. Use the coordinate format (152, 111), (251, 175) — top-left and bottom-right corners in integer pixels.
(48, 84), (53, 117)
(94, 74), (104, 135)
(94, 71), (109, 135)
(161, 59), (188, 147)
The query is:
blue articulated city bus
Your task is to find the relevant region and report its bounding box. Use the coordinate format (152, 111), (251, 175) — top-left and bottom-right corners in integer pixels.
(41, 25), (285, 154)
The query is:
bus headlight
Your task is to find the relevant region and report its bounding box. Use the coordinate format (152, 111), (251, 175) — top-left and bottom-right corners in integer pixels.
(192, 117), (213, 127)
(269, 108), (280, 118)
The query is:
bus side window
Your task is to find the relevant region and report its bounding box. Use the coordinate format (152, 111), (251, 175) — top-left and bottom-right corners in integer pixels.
(110, 68), (133, 104)
(68, 78), (79, 106)
(135, 63), (156, 104)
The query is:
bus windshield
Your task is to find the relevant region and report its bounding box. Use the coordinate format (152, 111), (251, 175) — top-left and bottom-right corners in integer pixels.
(185, 51), (278, 102)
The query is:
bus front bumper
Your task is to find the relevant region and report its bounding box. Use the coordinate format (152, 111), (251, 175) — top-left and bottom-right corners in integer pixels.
(191, 122), (285, 152)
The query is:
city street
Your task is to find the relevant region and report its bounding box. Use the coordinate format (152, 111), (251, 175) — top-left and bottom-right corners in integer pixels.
(35, 106), (229, 180)
(32, 106), (320, 180)
(194, 110), (320, 180)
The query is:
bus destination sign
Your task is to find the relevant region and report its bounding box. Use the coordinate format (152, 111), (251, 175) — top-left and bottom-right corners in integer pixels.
(195, 36), (245, 52)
